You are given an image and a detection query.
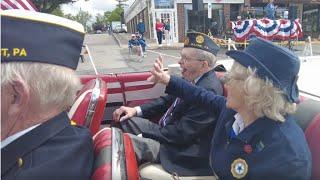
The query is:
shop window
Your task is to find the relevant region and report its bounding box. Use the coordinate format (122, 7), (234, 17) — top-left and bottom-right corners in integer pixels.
(303, 6), (319, 38)
(155, 0), (174, 9)
(184, 4), (224, 36)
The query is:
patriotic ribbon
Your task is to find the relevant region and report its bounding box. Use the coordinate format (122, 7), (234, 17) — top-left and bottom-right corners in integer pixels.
(231, 18), (303, 41)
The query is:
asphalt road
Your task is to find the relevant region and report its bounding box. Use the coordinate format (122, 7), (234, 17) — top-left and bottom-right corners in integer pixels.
(77, 33), (320, 77)
(77, 33), (184, 75)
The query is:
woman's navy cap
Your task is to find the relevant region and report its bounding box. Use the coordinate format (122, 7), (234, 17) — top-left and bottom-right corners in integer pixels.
(226, 37), (300, 103)
(1, 10), (85, 70)
(184, 32), (220, 55)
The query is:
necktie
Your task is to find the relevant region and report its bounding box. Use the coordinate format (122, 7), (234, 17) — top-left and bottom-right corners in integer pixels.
(159, 98), (180, 127)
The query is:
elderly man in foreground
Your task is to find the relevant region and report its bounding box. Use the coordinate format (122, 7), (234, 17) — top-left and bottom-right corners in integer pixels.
(1, 10), (93, 180)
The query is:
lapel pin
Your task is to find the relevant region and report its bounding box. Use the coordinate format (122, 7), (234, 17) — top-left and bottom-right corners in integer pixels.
(18, 158), (23, 167)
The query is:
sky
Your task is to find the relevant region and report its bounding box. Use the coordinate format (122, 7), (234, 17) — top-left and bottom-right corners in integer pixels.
(62, 0), (135, 16)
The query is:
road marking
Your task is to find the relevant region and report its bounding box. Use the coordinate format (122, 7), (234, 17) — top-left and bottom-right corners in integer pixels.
(146, 49), (181, 59)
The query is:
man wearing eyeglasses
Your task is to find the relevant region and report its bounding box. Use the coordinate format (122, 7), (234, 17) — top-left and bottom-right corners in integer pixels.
(113, 32), (223, 176)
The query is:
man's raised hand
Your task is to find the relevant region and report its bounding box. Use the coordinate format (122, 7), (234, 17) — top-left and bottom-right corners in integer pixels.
(147, 55), (170, 85)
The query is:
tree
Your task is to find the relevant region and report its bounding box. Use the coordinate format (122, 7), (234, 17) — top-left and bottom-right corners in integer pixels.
(114, 0), (128, 26)
(51, 6), (64, 17)
(72, 10), (92, 32)
(92, 14), (106, 31)
(33, 0), (78, 13)
(107, 7), (123, 22)
(104, 11), (112, 23)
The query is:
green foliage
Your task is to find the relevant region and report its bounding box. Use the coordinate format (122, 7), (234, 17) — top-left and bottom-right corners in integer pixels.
(92, 14), (106, 31)
(51, 6), (64, 17)
(63, 10), (92, 32)
(34, 0), (76, 13)
(107, 7), (123, 22)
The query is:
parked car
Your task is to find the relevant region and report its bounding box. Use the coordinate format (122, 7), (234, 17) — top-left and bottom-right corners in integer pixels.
(113, 24), (127, 33)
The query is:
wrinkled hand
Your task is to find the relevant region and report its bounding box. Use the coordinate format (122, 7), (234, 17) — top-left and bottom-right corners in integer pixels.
(147, 56), (170, 85)
(112, 106), (137, 122)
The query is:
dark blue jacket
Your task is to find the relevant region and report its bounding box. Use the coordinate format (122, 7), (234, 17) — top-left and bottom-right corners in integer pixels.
(140, 70), (223, 176)
(1, 112), (94, 180)
(137, 22), (145, 34)
(165, 76), (312, 179)
(128, 39), (140, 47)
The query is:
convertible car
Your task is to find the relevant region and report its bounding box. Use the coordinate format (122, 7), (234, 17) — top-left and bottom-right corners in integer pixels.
(68, 57), (320, 180)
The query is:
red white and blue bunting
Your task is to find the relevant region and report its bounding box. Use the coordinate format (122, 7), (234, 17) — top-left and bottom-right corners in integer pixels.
(231, 18), (303, 41)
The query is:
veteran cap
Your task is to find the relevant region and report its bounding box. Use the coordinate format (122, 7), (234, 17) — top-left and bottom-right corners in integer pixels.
(226, 37), (300, 103)
(1, 10), (85, 70)
(184, 32), (219, 55)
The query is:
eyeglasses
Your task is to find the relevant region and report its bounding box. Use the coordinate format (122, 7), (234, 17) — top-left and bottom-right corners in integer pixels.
(179, 54), (203, 63)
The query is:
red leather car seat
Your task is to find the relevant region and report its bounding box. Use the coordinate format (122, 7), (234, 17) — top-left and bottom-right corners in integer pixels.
(305, 114), (320, 180)
(91, 128), (139, 180)
(92, 128), (112, 180)
(294, 99), (320, 180)
(68, 78), (108, 135)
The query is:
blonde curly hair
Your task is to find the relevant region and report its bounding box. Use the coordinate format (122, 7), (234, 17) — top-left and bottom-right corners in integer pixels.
(228, 62), (297, 122)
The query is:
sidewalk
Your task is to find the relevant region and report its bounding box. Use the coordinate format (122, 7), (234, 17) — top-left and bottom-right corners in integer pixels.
(113, 33), (184, 50)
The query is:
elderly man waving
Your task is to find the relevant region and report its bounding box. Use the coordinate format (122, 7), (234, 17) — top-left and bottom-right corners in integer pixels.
(113, 32), (223, 176)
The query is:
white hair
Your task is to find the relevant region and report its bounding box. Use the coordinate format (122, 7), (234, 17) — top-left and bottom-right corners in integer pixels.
(193, 48), (217, 67)
(1, 62), (80, 112)
(229, 62), (296, 122)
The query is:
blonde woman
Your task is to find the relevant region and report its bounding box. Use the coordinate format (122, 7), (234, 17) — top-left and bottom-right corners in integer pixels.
(148, 37), (311, 179)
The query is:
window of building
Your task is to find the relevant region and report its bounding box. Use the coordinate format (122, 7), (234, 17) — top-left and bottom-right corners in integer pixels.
(184, 4), (224, 36)
(155, 0), (174, 9)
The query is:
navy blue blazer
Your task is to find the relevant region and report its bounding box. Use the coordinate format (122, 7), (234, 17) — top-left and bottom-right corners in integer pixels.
(1, 112), (94, 180)
(140, 70), (223, 176)
(165, 76), (312, 179)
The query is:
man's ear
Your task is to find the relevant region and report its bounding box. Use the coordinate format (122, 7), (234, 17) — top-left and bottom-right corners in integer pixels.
(202, 60), (209, 68)
(8, 80), (30, 116)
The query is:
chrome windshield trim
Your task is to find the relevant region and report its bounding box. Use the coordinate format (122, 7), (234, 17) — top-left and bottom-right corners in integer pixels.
(84, 78), (101, 127)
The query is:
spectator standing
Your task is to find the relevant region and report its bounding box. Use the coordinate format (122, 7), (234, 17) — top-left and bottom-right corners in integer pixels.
(242, 6), (254, 19)
(155, 18), (164, 47)
(137, 19), (145, 39)
(164, 19), (171, 46)
(265, 0), (277, 19)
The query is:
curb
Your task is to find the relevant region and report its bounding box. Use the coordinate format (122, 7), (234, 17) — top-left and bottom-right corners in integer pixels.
(112, 33), (123, 48)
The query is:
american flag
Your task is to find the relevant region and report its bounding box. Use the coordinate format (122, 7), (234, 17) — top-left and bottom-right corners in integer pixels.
(1, 0), (38, 11)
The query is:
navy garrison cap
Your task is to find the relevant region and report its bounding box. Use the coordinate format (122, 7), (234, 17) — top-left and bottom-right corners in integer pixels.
(1, 10), (85, 70)
(184, 32), (219, 55)
(226, 37), (300, 103)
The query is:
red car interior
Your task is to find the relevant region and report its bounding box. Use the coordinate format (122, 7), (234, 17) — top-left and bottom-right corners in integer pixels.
(68, 78), (108, 135)
(73, 72), (319, 180)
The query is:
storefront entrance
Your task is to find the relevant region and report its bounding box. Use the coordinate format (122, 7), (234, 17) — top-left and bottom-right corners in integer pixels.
(155, 11), (177, 42)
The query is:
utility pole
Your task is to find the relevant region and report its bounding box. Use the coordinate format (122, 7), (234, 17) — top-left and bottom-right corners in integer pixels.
(115, 0), (128, 29)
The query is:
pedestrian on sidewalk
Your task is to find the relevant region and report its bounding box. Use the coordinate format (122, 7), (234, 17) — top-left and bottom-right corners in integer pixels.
(265, 0), (277, 19)
(137, 19), (146, 39)
(164, 19), (171, 46)
(155, 18), (164, 47)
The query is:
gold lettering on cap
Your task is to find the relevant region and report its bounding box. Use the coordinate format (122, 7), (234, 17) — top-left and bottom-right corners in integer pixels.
(13, 48), (27, 57)
(1, 48), (10, 58)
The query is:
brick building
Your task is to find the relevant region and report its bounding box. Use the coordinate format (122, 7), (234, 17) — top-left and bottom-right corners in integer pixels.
(125, 0), (244, 43)
(124, 0), (320, 43)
